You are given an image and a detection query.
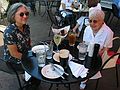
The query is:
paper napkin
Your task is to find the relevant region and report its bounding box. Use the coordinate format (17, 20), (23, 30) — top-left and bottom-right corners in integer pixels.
(25, 71), (31, 81)
(68, 61), (89, 78)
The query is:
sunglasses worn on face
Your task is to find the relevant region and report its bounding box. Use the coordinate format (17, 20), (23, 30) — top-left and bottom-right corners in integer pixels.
(19, 12), (29, 17)
(89, 20), (98, 23)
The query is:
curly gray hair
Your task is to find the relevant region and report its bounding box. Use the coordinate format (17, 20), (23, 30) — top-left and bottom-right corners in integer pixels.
(7, 3), (29, 24)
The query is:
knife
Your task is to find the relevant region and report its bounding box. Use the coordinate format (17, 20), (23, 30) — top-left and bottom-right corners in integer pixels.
(53, 64), (69, 76)
(50, 63), (69, 76)
(52, 65), (65, 79)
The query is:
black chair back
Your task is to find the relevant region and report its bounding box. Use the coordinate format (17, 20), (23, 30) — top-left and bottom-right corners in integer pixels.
(112, 4), (119, 18)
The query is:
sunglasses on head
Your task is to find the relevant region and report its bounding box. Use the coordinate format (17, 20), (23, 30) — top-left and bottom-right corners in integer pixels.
(19, 12), (29, 17)
(89, 19), (98, 23)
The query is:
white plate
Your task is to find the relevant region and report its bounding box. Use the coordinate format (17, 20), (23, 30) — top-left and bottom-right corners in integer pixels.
(32, 45), (49, 53)
(41, 64), (64, 79)
(53, 53), (72, 62)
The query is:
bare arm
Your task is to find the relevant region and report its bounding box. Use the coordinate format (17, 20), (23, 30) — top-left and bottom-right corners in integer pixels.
(73, 23), (80, 32)
(7, 44), (22, 60)
(61, 3), (66, 10)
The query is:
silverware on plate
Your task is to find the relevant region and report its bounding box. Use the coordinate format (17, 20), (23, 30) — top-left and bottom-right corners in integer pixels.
(50, 63), (65, 79)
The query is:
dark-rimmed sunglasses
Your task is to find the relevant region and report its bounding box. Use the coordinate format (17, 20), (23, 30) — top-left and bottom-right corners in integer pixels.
(19, 12), (29, 17)
(89, 20), (98, 23)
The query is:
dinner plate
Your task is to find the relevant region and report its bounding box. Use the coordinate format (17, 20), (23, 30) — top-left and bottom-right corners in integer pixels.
(41, 64), (64, 79)
(53, 53), (72, 62)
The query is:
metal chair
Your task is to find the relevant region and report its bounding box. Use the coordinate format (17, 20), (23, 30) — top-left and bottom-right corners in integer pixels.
(108, 4), (120, 25)
(95, 37), (120, 90)
(95, 53), (120, 90)
(0, 58), (24, 90)
(47, 10), (65, 36)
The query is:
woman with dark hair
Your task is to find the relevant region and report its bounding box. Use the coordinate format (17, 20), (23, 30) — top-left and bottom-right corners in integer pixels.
(3, 2), (40, 90)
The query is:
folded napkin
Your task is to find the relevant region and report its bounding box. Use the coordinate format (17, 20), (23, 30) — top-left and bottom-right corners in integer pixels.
(52, 25), (70, 34)
(68, 61), (89, 78)
(25, 71), (31, 81)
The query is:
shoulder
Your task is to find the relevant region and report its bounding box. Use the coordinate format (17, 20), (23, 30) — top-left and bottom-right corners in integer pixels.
(102, 24), (113, 34)
(4, 24), (17, 34)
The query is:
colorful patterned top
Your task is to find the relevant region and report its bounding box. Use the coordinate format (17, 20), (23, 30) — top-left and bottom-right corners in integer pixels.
(3, 24), (31, 64)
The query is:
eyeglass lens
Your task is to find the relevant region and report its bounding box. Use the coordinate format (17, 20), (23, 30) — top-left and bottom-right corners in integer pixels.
(89, 20), (98, 23)
(19, 12), (29, 17)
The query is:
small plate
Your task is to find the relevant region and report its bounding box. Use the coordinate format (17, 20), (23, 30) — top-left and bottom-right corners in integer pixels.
(32, 45), (49, 53)
(53, 53), (72, 62)
(41, 64), (64, 79)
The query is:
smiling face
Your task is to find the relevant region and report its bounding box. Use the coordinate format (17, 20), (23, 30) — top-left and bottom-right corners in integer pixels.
(89, 9), (105, 33)
(89, 17), (104, 32)
(14, 6), (29, 27)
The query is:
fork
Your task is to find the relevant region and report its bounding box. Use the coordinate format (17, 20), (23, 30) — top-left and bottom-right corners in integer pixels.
(50, 64), (65, 79)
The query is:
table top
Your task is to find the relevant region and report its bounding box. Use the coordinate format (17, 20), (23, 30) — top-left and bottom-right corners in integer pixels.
(21, 40), (102, 84)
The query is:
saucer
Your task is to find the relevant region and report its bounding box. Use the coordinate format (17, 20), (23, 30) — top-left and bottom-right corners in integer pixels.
(53, 53), (72, 62)
(32, 45), (49, 53)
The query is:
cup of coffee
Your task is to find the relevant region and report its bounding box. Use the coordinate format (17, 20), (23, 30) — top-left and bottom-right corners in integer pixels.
(59, 49), (69, 70)
(68, 32), (76, 46)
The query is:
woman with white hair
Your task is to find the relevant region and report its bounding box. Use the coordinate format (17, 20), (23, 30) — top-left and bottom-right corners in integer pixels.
(80, 8), (114, 90)
(72, 0), (101, 37)
(83, 8), (114, 55)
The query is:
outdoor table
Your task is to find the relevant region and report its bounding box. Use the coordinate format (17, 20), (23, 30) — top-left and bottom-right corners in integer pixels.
(21, 39), (102, 90)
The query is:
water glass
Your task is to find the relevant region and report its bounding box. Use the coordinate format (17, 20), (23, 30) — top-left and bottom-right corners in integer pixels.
(46, 41), (53, 59)
(78, 43), (88, 60)
(36, 49), (46, 67)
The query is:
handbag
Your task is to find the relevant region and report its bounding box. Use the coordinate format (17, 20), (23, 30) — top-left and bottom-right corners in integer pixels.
(102, 37), (120, 69)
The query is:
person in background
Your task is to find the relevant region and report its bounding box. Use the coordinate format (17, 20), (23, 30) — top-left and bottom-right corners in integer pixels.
(3, 3), (40, 90)
(72, 0), (101, 37)
(59, 0), (78, 28)
(80, 8), (114, 90)
(113, 0), (120, 17)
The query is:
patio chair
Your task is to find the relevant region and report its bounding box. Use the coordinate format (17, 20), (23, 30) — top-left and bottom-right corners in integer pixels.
(95, 37), (120, 90)
(95, 53), (120, 90)
(47, 10), (65, 36)
(0, 58), (24, 90)
(108, 4), (120, 26)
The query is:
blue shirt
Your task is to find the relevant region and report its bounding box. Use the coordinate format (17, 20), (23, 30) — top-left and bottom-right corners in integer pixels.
(113, 0), (120, 17)
(3, 24), (31, 64)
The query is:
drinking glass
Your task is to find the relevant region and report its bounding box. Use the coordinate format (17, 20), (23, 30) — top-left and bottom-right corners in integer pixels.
(68, 31), (76, 46)
(46, 41), (53, 59)
(53, 34), (62, 52)
(78, 42), (88, 60)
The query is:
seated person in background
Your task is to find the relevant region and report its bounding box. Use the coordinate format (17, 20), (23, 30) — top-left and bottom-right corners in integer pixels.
(80, 8), (114, 90)
(59, 0), (78, 28)
(3, 3), (40, 89)
(113, 0), (120, 17)
(72, 0), (101, 37)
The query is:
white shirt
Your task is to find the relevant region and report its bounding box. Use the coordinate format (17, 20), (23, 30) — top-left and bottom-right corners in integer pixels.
(59, 0), (74, 11)
(83, 23), (114, 50)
